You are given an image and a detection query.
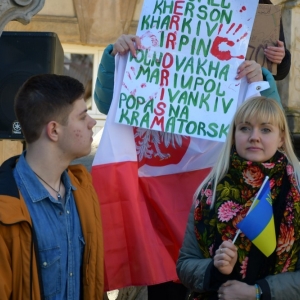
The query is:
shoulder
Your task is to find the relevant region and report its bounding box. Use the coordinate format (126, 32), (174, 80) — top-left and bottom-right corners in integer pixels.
(67, 164), (100, 204)
(0, 155), (20, 199)
(68, 164), (92, 186)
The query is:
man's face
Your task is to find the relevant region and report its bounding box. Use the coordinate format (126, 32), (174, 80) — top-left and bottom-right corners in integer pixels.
(59, 98), (96, 160)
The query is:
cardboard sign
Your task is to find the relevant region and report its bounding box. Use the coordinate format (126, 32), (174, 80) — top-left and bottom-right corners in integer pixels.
(246, 4), (281, 75)
(115, 0), (259, 142)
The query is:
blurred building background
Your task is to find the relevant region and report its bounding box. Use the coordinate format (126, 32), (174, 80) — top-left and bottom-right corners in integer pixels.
(3, 0), (144, 135)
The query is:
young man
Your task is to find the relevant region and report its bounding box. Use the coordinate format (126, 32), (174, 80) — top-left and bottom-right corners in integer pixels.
(0, 74), (104, 299)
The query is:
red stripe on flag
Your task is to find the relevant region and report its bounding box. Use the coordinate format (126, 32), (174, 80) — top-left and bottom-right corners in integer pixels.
(92, 161), (211, 290)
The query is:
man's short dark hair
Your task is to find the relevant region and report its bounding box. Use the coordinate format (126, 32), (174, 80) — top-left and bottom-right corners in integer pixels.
(15, 74), (85, 143)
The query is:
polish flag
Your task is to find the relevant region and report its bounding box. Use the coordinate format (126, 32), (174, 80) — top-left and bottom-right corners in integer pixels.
(91, 55), (265, 291)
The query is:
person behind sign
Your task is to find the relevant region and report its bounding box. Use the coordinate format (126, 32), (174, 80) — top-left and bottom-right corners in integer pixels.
(260, 0), (291, 80)
(93, 34), (282, 300)
(0, 74), (104, 299)
(176, 96), (300, 300)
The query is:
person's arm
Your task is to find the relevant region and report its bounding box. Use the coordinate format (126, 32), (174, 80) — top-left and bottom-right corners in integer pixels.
(254, 251), (300, 300)
(176, 207), (229, 293)
(217, 247), (300, 300)
(217, 229), (300, 300)
(215, 246), (300, 300)
(94, 35), (141, 115)
(237, 63), (282, 108)
(216, 268), (300, 300)
(274, 19), (291, 80)
(94, 44), (116, 115)
(260, 67), (282, 106)
(236, 60), (271, 106)
(264, 19), (291, 81)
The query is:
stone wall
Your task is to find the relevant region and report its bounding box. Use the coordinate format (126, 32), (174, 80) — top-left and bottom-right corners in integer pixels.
(3, 0), (139, 46)
(0, 0), (45, 34)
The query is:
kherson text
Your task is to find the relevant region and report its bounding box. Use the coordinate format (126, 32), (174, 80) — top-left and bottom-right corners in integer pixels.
(117, 0), (239, 139)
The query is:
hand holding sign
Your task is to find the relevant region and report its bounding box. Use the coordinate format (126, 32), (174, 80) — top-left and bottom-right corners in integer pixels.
(115, 1), (260, 141)
(236, 60), (263, 82)
(264, 40), (285, 64)
(111, 34), (141, 57)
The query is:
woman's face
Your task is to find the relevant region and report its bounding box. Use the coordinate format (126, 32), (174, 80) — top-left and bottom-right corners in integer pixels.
(234, 117), (284, 162)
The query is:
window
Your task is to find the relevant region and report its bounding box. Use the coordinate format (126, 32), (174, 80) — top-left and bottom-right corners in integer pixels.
(62, 44), (106, 133)
(64, 53), (94, 109)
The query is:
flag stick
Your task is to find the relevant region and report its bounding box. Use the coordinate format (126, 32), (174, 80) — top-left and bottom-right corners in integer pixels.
(232, 176), (269, 244)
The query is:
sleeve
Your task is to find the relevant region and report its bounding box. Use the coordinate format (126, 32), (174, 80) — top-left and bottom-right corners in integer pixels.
(273, 19), (291, 81)
(176, 207), (228, 293)
(0, 232), (12, 299)
(238, 78), (269, 107)
(94, 44), (116, 115)
(260, 67), (282, 107)
(255, 253), (300, 300)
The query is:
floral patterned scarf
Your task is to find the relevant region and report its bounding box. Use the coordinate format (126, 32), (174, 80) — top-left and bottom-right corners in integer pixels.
(194, 150), (300, 284)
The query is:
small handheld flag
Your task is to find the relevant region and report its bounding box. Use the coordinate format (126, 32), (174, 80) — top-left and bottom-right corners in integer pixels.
(235, 176), (276, 257)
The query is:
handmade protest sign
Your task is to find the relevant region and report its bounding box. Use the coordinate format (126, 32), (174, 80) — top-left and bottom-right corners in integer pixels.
(115, 0), (259, 142)
(246, 4), (281, 75)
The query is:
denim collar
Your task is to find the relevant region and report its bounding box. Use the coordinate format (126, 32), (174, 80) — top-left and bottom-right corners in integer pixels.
(15, 151), (76, 203)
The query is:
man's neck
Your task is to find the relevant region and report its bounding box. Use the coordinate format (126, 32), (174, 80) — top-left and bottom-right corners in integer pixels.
(25, 144), (70, 182)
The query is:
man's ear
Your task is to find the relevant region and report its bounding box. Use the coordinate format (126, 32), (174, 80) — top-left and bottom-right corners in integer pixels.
(46, 121), (59, 141)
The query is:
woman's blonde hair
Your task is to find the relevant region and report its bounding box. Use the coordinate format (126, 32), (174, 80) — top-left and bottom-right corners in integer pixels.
(194, 96), (300, 208)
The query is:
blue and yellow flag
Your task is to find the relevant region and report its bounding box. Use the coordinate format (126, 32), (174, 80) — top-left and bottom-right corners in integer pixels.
(237, 179), (276, 257)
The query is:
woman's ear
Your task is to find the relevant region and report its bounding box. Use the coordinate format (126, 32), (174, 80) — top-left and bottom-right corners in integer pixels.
(278, 133), (284, 149)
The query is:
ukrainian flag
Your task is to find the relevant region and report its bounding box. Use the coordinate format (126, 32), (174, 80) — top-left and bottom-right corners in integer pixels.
(237, 178), (276, 257)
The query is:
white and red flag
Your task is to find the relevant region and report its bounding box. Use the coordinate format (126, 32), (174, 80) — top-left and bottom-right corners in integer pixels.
(91, 53), (266, 290)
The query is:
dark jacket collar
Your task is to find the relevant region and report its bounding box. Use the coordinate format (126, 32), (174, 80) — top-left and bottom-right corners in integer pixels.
(0, 155), (21, 199)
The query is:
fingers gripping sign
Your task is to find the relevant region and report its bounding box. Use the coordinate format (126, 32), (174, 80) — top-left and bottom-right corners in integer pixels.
(112, 34), (142, 57)
(211, 23), (248, 61)
(264, 40), (285, 64)
(114, 31), (158, 60)
(236, 60), (263, 82)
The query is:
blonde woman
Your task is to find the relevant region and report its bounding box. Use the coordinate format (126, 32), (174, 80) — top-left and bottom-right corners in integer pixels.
(177, 97), (300, 300)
